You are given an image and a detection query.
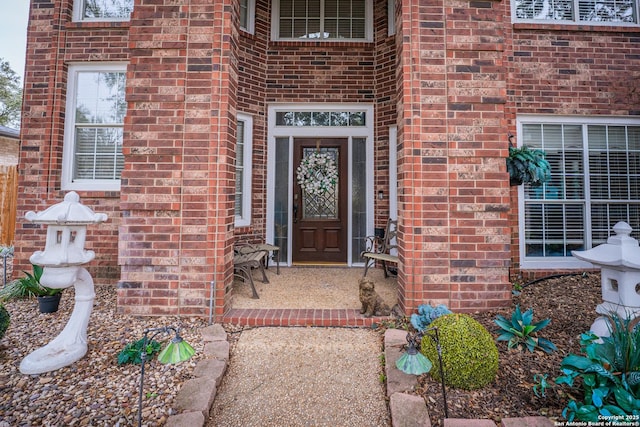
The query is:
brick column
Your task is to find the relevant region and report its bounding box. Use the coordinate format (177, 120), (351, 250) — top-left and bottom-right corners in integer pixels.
(118, 0), (237, 317)
(397, 0), (511, 313)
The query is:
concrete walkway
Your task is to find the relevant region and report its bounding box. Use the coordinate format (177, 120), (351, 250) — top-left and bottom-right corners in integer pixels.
(165, 325), (555, 427)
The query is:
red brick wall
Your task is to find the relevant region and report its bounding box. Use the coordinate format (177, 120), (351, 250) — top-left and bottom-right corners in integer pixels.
(397, 0), (511, 314)
(234, 2), (268, 243)
(15, 0), (126, 282)
(117, 0), (237, 316)
(504, 4), (640, 276)
(373, 0), (399, 225)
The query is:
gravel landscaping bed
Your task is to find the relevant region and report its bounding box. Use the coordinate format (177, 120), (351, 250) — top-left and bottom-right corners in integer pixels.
(0, 285), (209, 426)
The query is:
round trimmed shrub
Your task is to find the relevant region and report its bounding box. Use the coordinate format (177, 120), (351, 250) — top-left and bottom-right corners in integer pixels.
(0, 304), (9, 340)
(420, 313), (498, 390)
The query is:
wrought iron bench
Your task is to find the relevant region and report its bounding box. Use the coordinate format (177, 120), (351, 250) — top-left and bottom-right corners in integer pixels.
(235, 242), (280, 274)
(361, 218), (398, 278)
(233, 247), (269, 299)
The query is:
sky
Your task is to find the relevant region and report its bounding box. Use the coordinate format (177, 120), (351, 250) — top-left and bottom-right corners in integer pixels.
(0, 1), (31, 80)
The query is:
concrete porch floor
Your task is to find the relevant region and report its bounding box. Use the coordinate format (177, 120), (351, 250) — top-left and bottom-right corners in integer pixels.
(223, 266), (398, 327)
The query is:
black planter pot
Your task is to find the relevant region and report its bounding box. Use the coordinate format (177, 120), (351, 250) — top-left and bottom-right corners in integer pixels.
(38, 294), (62, 313)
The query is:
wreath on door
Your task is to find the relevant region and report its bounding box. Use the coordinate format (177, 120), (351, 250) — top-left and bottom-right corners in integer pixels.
(296, 152), (338, 196)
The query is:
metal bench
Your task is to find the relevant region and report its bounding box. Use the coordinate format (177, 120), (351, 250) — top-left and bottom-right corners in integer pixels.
(233, 249), (269, 299)
(361, 218), (398, 278)
(235, 242), (280, 274)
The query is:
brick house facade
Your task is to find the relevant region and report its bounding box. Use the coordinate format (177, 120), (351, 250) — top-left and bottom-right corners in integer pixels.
(14, 0), (640, 324)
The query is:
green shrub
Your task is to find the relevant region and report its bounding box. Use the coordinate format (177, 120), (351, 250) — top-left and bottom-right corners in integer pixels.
(0, 304), (9, 339)
(420, 313), (499, 390)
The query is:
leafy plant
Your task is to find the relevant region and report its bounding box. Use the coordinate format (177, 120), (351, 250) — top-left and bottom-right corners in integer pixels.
(0, 304), (9, 340)
(512, 282), (523, 296)
(117, 338), (162, 365)
(533, 373), (550, 398)
(555, 313), (640, 422)
(507, 145), (551, 186)
(494, 305), (557, 353)
(410, 304), (452, 332)
(0, 264), (64, 301)
(0, 264), (63, 301)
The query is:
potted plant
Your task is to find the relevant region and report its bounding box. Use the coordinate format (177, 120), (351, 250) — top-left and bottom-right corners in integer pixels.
(506, 145), (551, 186)
(0, 264), (64, 313)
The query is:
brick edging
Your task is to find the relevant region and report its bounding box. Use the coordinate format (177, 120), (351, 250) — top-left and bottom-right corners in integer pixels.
(165, 324), (228, 427)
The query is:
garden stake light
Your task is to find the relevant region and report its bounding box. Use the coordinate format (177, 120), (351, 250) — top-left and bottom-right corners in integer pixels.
(137, 326), (195, 427)
(396, 327), (449, 419)
(1, 246), (12, 287)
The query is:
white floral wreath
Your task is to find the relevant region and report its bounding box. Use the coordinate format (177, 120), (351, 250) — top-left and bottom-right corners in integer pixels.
(296, 152), (338, 196)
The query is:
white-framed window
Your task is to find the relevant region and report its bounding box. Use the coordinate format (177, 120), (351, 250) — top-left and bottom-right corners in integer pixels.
(517, 116), (640, 269)
(235, 113), (253, 227)
(272, 0), (373, 41)
(512, 0), (639, 26)
(73, 0), (133, 21)
(388, 0), (395, 36)
(239, 0), (256, 34)
(62, 64), (127, 192)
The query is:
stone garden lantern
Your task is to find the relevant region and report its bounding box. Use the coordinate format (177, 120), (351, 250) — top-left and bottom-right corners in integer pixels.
(572, 221), (640, 338)
(19, 191), (108, 374)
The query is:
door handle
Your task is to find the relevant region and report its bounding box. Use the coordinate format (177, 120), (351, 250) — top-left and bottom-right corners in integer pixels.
(293, 203), (298, 223)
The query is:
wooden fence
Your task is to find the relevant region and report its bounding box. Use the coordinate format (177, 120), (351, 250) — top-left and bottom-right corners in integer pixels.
(0, 164), (17, 247)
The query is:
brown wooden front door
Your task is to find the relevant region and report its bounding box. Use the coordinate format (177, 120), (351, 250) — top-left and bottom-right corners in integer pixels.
(292, 138), (348, 263)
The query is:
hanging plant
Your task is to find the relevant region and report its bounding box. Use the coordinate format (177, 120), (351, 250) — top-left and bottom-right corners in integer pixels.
(506, 145), (551, 187)
(296, 152), (338, 196)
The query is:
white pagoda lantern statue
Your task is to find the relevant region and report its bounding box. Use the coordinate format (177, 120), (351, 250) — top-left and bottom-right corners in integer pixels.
(19, 191), (108, 374)
(572, 221), (640, 338)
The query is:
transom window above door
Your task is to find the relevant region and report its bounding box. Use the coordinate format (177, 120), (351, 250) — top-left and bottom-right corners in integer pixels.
(275, 110), (367, 126)
(272, 0), (373, 41)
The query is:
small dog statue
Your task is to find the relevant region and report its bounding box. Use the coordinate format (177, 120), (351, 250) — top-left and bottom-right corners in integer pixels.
(359, 277), (390, 317)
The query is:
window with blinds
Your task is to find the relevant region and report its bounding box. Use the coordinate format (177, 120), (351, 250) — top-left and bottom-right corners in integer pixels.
(62, 65), (126, 191)
(513, 0), (638, 25)
(274, 0), (372, 41)
(76, 0), (133, 21)
(519, 119), (640, 267)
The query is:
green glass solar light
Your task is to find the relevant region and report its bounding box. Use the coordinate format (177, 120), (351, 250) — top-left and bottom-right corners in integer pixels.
(396, 327), (448, 418)
(138, 326), (195, 427)
(157, 335), (196, 364)
(395, 333), (432, 375)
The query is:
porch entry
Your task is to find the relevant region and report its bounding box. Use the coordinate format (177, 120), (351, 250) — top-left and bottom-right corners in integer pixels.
(267, 104), (376, 267)
(292, 138), (348, 263)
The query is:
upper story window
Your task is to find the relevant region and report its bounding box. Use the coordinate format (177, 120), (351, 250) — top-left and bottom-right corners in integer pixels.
(62, 64), (126, 192)
(240, 0), (256, 34)
(74, 0), (133, 21)
(513, 0), (639, 25)
(272, 0), (373, 41)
